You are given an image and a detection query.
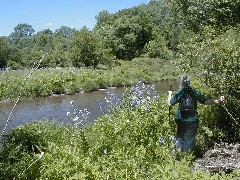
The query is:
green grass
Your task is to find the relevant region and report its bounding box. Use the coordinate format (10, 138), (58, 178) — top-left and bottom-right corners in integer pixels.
(0, 92), (239, 179)
(1, 57), (238, 179)
(0, 58), (180, 101)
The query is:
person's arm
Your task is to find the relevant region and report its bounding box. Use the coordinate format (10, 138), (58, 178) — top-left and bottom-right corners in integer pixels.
(205, 96), (225, 105)
(168, 91), (173, 107)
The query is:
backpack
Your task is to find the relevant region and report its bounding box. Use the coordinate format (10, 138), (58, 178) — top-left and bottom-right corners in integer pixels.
(179, 89), (196, 112)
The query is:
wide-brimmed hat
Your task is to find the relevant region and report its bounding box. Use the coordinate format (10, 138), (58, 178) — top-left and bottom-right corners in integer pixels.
(180, 75), (190, 87)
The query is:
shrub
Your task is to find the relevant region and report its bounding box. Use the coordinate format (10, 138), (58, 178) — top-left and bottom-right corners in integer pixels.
(0, 83), (239, 179)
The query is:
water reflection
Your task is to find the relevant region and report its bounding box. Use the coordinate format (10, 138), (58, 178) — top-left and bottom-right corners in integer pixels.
(0, 80), (178, 132)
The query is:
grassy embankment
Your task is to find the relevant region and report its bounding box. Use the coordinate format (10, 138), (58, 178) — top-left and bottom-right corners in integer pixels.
(0, 82), (239, 179)
(0, 58), (179, 101)
(1, 58), (238, 179)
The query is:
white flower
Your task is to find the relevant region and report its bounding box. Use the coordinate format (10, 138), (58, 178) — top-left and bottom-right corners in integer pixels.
(159, 136), (166, 144)
(66, 112), (71, 116)
(70, 101), (74, 105)
(104, 149), (107, 154)
(73, 116), (79, 121)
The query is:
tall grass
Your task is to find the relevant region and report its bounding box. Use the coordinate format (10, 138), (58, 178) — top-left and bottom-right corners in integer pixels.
(0, 81), (238, 179)
(0, 58), (179, 101)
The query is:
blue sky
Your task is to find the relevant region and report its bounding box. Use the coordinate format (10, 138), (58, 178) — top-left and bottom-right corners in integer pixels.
(0, 0), (149, 36)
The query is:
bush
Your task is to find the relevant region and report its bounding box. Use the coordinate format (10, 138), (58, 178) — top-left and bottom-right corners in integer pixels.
(176, 25), (240, 143)
(0, 58), (178, 101)
(0, 83), (239, 179)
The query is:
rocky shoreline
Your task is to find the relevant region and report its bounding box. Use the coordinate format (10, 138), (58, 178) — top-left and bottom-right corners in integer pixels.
(193, 143), (240, 174)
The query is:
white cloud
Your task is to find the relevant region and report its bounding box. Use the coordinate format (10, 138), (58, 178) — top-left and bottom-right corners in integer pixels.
(45, 22), (53, 26)
(77, 19), (85, 23)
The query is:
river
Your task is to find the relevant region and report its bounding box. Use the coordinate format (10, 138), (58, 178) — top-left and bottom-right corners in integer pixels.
(0, 80), (178, 132)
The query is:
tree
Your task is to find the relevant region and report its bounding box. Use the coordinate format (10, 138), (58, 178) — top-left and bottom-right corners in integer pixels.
(48, 36), (71, 67)
(35, 29), (54, 52)
(173, 0), (240, 33)
(98, 7), (153, 60)
(69, 27), (112, 68)
(0, 37), (23, 69)
(95, 10), (112, 28)
(55, 26), (75, 38)
(9, 23), (35, 39)
(144, 29), (168, 58)
(0, 38), (8, 68)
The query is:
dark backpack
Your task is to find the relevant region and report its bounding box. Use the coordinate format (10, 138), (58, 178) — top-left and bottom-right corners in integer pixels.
(180, 89), (196, 112)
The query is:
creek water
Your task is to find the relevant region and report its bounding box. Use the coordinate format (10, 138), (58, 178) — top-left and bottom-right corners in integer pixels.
(0, 80), (178, 132)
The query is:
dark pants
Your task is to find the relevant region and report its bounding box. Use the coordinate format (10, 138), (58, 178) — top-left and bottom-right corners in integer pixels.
(175, 120), (199, 152)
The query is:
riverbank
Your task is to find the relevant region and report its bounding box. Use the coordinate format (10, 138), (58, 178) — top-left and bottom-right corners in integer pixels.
(0, 80), (179, 133)
(1, 92), (239, 179)
(0, 58), (180, 101)
(194, 143), (240, 174)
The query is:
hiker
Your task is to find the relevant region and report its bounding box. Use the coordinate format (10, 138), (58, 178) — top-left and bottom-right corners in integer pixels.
(167, 75), (225, 152)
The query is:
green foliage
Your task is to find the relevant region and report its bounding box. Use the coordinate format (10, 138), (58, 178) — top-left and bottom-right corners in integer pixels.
(55, 26), (75, 38)
(0, 1), (240, 178)
(0, 38), (8, 68)
(35, 29), (54, 52)
(176, 25), (240, 142)
(0, 38), (23, 69)
(173, 0), (240, 33)
(2, 0), (239, 70)
(3, 2), (179, 68)
(0, 58), (178, 101)
(69, 27), (112, 68)
(1, 93), (239, 179)
(201, 27), (240, 142)
(95, 10), (112, 28)
(0, 122), (47, 179)
(96, 7), (154, 60)
(144, 30), (168, 58)
(9, 23), (35, 39)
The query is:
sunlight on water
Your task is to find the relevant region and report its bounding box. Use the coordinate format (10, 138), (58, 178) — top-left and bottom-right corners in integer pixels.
(0, 80), (178, 132)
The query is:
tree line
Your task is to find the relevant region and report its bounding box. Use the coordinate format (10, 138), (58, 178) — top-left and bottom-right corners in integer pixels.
(0, 0), (239, 148)
(0, 0), (182, 69)
(1, 0), (239, 70)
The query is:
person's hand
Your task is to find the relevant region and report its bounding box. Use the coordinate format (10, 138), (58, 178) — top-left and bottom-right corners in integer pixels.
(219, 96), (225, 103)
(168, 91), (173, 106)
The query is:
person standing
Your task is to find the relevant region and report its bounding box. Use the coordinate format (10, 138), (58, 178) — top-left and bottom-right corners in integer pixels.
(168, 75), (225, 152)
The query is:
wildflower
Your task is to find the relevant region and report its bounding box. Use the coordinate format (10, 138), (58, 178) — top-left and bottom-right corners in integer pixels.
(104, 149), (107, 155)
(159, 136), (166, 144)
(73, 116), (79, 121)
(170, 135), (176, 144)
(67, 100), (91, 129)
